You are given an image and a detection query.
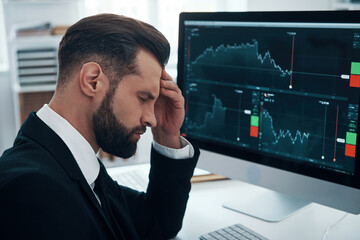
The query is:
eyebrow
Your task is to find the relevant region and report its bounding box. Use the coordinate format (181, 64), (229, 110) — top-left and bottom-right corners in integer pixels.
(137, 91), (156, 100)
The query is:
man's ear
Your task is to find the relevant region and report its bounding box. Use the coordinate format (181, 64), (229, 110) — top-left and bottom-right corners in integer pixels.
(79, 62), (107, 97)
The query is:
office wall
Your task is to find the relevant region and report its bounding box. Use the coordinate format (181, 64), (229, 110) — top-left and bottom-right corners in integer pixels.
(0, 1), (13, 153)
(0, 71), (15, 154)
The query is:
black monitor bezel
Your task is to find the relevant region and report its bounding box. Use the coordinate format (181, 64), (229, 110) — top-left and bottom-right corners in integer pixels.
(177, 10), (360, 189)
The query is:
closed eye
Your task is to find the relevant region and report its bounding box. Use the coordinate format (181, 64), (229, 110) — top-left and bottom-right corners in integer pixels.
(137, 91), (156, 104)
(139, 97), (146, 103)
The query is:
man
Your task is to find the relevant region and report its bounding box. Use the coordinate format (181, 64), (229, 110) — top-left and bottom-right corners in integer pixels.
(0, 14), (199, 240)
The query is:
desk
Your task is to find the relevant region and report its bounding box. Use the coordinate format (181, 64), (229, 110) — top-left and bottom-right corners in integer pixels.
(175, 179), (360, 240)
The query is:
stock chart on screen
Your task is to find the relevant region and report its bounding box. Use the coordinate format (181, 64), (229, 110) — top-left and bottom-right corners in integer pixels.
(181, 21), (360, 175)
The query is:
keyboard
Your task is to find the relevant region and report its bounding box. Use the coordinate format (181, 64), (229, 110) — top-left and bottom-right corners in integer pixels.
(107, 164), (150, 192)
(199, 223), (268, 240)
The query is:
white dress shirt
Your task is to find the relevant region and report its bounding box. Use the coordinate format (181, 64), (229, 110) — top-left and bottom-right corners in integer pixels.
(37, 104), (194, 192)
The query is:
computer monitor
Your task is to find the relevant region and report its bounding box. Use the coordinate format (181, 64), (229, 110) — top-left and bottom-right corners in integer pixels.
(177, 10), (360, 222)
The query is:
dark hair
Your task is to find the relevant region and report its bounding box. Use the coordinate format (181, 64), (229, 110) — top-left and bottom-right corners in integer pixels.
(57, 14), (170, 88)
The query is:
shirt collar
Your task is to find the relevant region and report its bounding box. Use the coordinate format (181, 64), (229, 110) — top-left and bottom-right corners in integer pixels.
(37, 104), (100, 186)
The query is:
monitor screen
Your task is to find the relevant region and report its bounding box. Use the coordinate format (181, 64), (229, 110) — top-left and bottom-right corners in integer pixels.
(177, 11), (360, 218)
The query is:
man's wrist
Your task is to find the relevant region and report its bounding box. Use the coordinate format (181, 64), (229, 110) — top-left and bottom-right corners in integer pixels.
(152, 130), (181, 149)
(152, 136), (195, 159)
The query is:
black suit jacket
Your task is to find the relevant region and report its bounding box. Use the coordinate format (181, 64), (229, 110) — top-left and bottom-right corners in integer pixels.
(0, 112), (199, 240)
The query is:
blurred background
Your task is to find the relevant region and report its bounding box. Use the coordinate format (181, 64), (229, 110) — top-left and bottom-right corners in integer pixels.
(0, 0), (359, 165)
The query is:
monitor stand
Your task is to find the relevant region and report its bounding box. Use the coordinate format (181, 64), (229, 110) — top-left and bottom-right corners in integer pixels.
(223, 185), (310, 222)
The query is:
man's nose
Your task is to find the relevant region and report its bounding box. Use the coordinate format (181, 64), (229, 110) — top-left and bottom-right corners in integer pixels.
(142, 107), (157, 128)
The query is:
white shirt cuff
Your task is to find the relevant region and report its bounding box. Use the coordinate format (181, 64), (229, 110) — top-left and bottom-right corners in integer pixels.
(152, 136), (195, 160)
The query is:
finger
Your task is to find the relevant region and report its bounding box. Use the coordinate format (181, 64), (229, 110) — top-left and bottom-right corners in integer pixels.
(160, 86), (177, 98)
(161, 69), (172, 81)
(160, 79), (182, 94)
(160, 87), (184, 104)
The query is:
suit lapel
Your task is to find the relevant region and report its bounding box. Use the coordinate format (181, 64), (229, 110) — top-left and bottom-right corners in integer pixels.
(98, 161), (140, 240)
(19, 112), (118, 239)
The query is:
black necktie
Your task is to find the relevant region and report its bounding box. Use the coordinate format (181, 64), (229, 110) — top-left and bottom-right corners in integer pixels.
(94, 166), (108, 213)
(93, 175), (102, 205)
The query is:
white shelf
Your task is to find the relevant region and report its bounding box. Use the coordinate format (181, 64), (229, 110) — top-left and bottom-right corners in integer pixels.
(10, 35), (63, 44)
(13, 83), (56, 93)
(2, 0), (82, 136)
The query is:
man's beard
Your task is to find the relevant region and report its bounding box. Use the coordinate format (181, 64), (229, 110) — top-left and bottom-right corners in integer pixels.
(93, 92), (146, 159)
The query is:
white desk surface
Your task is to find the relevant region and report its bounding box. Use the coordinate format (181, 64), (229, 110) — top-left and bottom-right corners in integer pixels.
(175, 179), (360, 240)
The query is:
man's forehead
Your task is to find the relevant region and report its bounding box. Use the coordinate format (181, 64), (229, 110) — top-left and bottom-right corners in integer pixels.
(120, 49), (162, 97)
